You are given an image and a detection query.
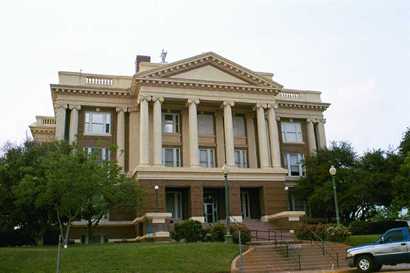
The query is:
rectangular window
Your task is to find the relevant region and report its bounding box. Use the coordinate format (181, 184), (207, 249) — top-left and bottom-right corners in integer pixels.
(234, 149), (248, 168)
(162, 147), (181, 167)
(162, 112), (180, 134)
(85, 147), (111, 161)
(233, 115), (246, 137)
(198, 114), (215, 136)
(286, 153), (304, 176)
(199, 148), (215, 168)
(281, 122), (303, 143)
(85, 112), (111, 135)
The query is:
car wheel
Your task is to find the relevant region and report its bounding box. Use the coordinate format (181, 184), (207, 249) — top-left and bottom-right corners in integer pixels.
(356, 255), (374, 273)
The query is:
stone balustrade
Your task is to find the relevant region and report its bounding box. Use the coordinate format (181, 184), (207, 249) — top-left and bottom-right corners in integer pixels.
(278, 89), (323, 103)
(58, 71), (132, 89)
(34, 116), (56, 127)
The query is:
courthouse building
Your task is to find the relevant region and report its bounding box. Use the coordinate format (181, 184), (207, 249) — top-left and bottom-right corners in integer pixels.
(30, 52), (329, 241)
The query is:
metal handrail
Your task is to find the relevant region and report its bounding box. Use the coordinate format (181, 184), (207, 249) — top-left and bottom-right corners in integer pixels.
(306, 228), (340, 267)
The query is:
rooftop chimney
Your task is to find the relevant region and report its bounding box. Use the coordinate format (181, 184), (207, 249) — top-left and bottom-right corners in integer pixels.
(135, 55), (151, 73)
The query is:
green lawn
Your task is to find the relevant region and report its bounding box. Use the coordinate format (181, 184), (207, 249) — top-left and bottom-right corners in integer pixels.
(0, 242), (239, 273)
(346, 234), (380, 246)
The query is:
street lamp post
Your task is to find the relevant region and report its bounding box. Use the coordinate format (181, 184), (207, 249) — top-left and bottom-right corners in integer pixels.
(223, 165), (232, 243)
(154, 185), (159, 213)
(329, 165), (340, 225)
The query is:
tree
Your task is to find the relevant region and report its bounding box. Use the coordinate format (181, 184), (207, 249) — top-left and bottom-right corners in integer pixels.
(295, 142), (397, 224)
(295, 141), (357, 223)
(80, 151), (142, 242)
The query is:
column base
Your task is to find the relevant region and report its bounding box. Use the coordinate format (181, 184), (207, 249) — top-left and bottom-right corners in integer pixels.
(224, 234), (233, 244)
(190, 216), (205, 223)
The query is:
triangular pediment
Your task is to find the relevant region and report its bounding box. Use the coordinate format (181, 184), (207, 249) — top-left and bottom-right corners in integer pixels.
(135, 52), (283, 88)
(169, 64), (249, 84)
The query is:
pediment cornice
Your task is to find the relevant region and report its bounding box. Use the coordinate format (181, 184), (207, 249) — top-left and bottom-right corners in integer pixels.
(134, 52), (283, 89)
(133, 77), (279, 95)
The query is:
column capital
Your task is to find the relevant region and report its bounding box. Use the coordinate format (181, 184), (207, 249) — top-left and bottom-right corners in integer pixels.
(222, 100), (235, 108)
(152, 96), (164, 103)
(128, 106), (139, 112)
(68, 104), (81, 110)
(306, 118), (314, 123)
(255, 103), (267, 110)
(137, 95), (151, 104)
(187, 97), (200, 105)
(266, 103), (278, 109)
(116, 106), (128, 113)
(55, 103), (68, 110)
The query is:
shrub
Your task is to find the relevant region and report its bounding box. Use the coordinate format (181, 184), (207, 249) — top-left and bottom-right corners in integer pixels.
(208, 224), (226, 242)
(349, 220), (408, 235)
(295, 223), (350, 242)
(172, 220), (204, 242)
(295, 223), (327, 241)
(326, 224), (351, 242)
(230, 224), (251, 244)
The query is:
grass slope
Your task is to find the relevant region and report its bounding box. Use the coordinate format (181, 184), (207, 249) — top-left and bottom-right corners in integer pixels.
(0, 242), (238, 273)
(346, 234), (380, 246)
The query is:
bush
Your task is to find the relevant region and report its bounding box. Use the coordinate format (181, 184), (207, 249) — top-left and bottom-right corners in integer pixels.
(326, 225), (351, 242)
(172, 220), (204, 242)
(295, 223), (327, 241)
(230, 224), (251, 244)
(295, 223), (350, 242)
(349, 220), (408, 235)
(208, 224), (226, 242)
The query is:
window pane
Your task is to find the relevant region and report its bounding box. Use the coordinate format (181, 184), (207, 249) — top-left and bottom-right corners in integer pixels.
(162, 113), (179, 133)
(233, 116), (246, 137)
(198, 114), (214, 136)
(281, 122), (302, 143)
(385, 231), (404, 243)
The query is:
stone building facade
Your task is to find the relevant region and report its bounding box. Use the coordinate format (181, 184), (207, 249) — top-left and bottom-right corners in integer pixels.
(30, 52), (329, 242)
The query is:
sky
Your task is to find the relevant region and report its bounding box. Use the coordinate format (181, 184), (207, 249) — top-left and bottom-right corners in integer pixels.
(0, 0), (409, 154)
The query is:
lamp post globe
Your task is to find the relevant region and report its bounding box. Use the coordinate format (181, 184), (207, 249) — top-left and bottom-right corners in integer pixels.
(329, 165), (337, 176)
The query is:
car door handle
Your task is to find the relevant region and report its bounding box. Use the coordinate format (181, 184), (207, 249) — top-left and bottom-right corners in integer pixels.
(401, 243), (406, 246)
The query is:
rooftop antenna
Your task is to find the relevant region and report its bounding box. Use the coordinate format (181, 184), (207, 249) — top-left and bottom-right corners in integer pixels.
(160, 49), (167, 64)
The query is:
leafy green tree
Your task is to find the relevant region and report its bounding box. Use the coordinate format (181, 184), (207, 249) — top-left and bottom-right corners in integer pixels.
(295, 143), (398, 224)
(399, 128), (410, 157)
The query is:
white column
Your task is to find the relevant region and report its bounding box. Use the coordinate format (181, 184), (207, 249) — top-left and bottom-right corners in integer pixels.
(68, 105), (81, 144)
(188, 98), (200, 167)
(307, 119), (317, 155)
(116, 107), (126, 170)
(223, 101), (235, 167)
(267, 104), (281, 168)
(152, 96), (164, 166)
(317, 119), (327, 150)
(139, 95), (150, 166)
(55, 103), (67, 141)
(128, 106), (139, 171)
(256, 103), (270, 168)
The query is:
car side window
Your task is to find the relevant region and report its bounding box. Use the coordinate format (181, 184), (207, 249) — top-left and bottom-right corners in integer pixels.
(384, 230), (404, 243)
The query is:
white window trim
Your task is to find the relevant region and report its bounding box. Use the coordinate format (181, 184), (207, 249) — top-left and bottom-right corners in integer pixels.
(85, 147), (111, 161)
(235, 149), (248, 168)
(162, 112), (180, 134)
(199, 148), (215, 168)
(161, 147), (181, 167)
(286, 153), (304, 177)
(84, 111), (112, 136)
(281, 122), (303, 144)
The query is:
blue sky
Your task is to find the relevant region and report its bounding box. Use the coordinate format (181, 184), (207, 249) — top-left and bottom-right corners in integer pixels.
(0, 0), (409, 153)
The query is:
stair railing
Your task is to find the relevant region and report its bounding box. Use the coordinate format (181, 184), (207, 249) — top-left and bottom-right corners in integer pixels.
(306, 227), (340, 268)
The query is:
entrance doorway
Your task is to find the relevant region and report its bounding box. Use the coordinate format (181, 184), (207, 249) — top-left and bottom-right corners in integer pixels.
(240, 188), (261, 219)
(204, 202), (217, 223)
(203, 188), (225, 223)
(165, 187), (189, 220)
(241, 191), (251, 219)
(166, 191), (182, 219)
